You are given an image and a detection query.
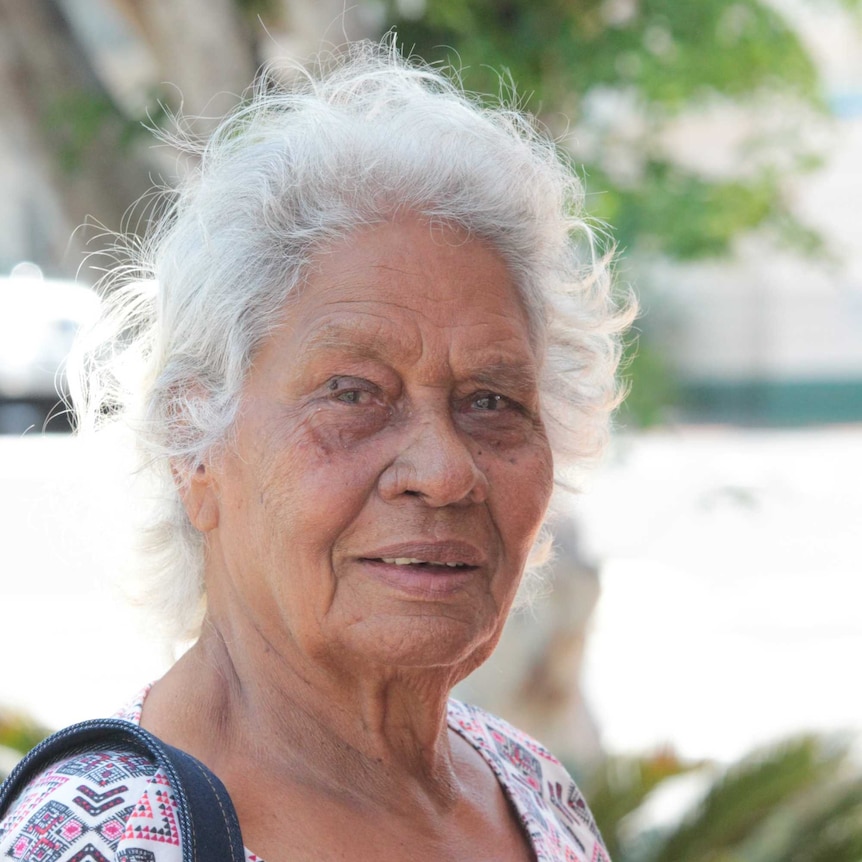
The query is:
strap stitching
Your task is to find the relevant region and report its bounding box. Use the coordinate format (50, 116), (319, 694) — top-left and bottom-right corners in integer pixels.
(185, 755), (242, 862)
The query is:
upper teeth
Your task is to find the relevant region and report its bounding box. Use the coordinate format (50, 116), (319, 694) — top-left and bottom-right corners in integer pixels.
(381, 557), (466, 567)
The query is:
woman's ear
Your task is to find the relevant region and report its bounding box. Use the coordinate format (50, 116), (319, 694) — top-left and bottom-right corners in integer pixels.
(176, 460), (220, 532)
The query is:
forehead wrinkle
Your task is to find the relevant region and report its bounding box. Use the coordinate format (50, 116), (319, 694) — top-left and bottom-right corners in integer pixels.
(367, 261), (485, 305)
(295, 314), (421, 365)
(289, 281), (539, 389)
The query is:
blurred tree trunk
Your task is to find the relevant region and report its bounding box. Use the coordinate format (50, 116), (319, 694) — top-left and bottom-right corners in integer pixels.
(0, 0), (372, 274)
(116, 0), (258, 128)
(0, 0), (260, 274)
(0, 0), (159, 270)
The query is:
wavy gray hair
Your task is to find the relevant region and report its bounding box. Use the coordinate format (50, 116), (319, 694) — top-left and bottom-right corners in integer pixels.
(71, 41), (634, 643)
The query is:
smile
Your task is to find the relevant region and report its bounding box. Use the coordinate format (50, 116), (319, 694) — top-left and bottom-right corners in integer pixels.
(379, 557), (470, 568)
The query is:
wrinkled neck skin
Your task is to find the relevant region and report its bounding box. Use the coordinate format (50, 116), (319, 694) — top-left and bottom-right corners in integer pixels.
(143, 599), (495, 814)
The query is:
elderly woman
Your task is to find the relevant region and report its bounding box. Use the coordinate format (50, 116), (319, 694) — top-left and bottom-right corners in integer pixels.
(0, 43), (629, 862)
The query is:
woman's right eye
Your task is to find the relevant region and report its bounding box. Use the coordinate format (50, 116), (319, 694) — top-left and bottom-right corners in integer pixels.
(310, 376), (392, 443)
(336, 388), (363, 404)
(326, 377), (376, 405)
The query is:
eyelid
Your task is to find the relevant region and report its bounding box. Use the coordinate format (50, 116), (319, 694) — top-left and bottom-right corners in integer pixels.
(478, 374), (534, 398)
(327, 375), (375, 392)
(324, 376), (390, 408)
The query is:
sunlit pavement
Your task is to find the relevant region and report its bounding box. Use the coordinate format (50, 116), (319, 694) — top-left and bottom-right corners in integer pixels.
(576, 425), (862, 761)
(1, 427), (860, 762)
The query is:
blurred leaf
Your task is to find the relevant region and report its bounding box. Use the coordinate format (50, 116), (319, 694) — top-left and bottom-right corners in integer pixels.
(781, 776), (862, 862)
(618, 332), (680, 427)
(588, 162), (785, 258)
(584, 734), (862, 862)
(389, 0), (821, 114)
(44, 84), (176, 176)
(653, 736), (855, 861)
(584, 748), (700, 860)
(0, 708), (51, 779)
(234, 0), (281, 19)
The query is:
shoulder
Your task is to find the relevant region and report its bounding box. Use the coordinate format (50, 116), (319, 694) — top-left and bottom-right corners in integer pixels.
(448, 699), (612, 862)
(0, 745), (183, 862)
(447, 698), (581, 798)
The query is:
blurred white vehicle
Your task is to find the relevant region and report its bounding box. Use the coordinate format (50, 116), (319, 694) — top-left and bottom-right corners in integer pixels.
(0, 263), (101, 433)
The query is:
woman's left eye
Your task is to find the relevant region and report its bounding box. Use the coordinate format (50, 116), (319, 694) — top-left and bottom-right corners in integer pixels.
(472, 392), (513, 411)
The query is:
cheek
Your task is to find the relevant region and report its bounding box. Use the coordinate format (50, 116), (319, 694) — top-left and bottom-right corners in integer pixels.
(485, 439), (554, 553)
(225, 420), (333, 556)
(256, 423), (386, 543)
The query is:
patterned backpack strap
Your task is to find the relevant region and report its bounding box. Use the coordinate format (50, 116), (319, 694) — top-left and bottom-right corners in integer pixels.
(0, 717), (246, 862)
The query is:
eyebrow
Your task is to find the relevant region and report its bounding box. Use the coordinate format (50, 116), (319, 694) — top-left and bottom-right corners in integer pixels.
(469, 363), (540, 395)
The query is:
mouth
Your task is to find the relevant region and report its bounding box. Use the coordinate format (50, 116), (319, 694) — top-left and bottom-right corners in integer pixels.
(357, 542), (484, 596)
(359, 540), (485, 570)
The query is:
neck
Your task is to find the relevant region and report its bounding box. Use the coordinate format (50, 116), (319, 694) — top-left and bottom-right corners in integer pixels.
(144, 614), (467, 812)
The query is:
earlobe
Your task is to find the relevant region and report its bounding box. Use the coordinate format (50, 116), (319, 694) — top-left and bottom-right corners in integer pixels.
(177, 462), (220, 532)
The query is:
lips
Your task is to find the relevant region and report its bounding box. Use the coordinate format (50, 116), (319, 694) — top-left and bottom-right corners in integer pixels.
(352, 541), (488, 598)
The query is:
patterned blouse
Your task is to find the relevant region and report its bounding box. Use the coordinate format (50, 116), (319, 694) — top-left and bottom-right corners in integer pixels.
(0, 688), (610, 861)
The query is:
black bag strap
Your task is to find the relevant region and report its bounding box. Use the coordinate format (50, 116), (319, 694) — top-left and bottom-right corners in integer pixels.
(0, 718), (246, 862)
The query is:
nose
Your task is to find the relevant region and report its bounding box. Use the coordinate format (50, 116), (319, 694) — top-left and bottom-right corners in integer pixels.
(378, 410), (489, 507)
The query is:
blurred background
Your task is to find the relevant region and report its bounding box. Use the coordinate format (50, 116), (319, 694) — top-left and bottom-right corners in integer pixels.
(1, 0), (861, 857)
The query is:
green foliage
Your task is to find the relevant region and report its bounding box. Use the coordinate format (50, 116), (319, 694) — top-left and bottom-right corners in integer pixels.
(392, 0), (820, 107)
(618, 332), (679, 427)
(593, 160), (825, 262)
(234, 0), (282, 23)
(387, 0), (823, 257)
(585, 734), (862, 862)
(833, 0), (862, 21)
(44, 88), (160, 175)
(584, 748), (701, 860)
(656, 737), (842, 859)
(592, 161), (773, 259)
(45, 91), (119, 174)
(0, 709), (51, 781)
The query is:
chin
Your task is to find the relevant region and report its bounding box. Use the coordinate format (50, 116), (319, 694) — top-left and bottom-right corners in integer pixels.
(346, 613), (501, 676)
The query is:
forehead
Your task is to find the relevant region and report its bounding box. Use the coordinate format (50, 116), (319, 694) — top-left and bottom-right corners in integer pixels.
(291, 218), (534, 348)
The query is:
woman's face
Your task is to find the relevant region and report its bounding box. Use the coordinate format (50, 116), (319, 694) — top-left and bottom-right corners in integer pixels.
(190, 217), (554, 681)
